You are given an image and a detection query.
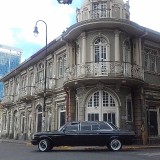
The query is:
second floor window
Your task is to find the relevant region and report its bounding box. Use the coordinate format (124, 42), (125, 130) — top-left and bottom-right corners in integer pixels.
(94, 37), (107, 63)
(37, 63), (44, 82)
(58, 54), (66, 77)
(21, 75), (27, 90)
(144, 47), (159, 73)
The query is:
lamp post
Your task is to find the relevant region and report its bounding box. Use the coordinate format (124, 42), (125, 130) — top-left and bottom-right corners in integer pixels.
(33, 20), (47, 131)
(57, 0), (72, 4)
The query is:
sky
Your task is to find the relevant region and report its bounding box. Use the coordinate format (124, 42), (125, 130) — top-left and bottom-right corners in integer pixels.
(0, 0), (160, 62)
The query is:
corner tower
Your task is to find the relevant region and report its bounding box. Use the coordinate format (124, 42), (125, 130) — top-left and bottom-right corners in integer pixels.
(76, 0), (130, 22)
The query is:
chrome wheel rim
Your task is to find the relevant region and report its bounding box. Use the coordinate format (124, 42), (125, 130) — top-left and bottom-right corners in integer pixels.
(39, 140), (47, 151)
(110, 139), (121, 151)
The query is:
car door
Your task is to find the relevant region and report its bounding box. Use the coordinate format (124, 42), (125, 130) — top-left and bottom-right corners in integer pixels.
(77, 122), (100, 146)
(62, 122), (79, 146)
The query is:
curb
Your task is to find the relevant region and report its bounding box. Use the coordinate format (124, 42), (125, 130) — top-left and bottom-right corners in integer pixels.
(1, 139), (160, 150)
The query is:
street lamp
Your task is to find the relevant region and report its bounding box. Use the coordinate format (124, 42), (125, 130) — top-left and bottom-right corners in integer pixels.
(57, 0), (72, 4)
(33, 20), (48, 131)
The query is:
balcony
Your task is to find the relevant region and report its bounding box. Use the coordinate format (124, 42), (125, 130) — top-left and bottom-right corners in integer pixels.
(1, 95), (14, 106)
(64, 62), (144, 86)
(19, 86), (35, 101)
(35, 78), (56, 96)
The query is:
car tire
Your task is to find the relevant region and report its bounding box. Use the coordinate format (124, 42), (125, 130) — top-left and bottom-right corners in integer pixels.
(38, 139), (52, 152)
(108, 138), (122, 151)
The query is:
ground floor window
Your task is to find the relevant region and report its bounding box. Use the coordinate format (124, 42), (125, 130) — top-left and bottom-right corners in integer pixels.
(86, 90), (118, 126)
(58, 105), (66, 128)
(147, 109), (158, 137)
(36, 105), (42, 132)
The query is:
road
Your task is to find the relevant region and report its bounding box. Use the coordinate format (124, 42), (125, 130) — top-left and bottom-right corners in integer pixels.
(0, 142), (160, 160)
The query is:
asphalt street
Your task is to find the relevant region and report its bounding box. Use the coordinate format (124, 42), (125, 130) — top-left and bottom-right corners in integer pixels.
(0, 142), (160, 160)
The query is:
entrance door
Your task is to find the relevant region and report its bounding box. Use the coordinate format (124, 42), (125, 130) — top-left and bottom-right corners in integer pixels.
(148, 110), (158, 136)
(58, 105), (66, 128)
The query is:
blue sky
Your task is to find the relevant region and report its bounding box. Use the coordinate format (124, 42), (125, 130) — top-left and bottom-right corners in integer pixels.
(0, 0), (160, 62)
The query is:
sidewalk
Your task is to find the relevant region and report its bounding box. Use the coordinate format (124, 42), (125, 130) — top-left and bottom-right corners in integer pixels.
(0, 138), (160, 150)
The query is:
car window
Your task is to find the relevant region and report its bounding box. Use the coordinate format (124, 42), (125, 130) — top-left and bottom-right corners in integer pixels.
(92, 124), (99, 130)
(65, 124), (79, 131)
(99, 123), (112, 130)
(80, 122), (99, 131)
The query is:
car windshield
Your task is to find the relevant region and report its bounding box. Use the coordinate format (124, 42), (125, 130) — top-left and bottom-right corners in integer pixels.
(58, 124), (66, 132)
(108, 122), (118, 130)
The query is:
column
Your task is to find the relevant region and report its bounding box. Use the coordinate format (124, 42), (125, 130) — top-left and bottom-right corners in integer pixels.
(81, 32), (86, 64)
(114, 30), (121, 74)
(139, 38), (142, 66)
(114, 30), (120, 62)
(51, 94), (56, 131)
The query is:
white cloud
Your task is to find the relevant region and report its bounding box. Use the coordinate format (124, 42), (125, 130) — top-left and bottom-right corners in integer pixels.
(0, 0), (159, 62)
(0, 0), (75, 46)
(130, 0), (160, 32)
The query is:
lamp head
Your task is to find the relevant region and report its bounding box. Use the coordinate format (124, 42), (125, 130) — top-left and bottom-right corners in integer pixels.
(33, 26), (39, 37)
(57, 0), (72, 4)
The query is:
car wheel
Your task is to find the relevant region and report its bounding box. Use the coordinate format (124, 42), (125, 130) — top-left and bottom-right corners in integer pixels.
(108, 138), (122, 151)
(38, 139), (52, 152)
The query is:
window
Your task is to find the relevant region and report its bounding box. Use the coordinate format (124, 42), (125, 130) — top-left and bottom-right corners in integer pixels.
(37, 63), (44, 82)
(2, 114), (7, 130)
(103, 113), (115, 124)
(126, 96), (133, 122)
(144, 47), (159, 73)
(65, 123), (79, 131)
(4, 84), (9, 95)
(88, 113), (99, 121)
(99, 122), (111, 130)
(20, 113), (25, 133)
(92, 2), (107, 18)
(58, 54), (66, 77)
(94, 37), (107, 63)
(15, 77), (19, 95)
(86, 90), (118, 126)
(21, 75), (27, 91)
(36, 105), (42, 132)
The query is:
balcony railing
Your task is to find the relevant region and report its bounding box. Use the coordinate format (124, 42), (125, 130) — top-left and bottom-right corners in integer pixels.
(2, 95), (14, 105)
(35, 78), (56, 95)
(90, 9), (110, 19)
(19, 86), (35, 100)
(64, 62), (144, 82)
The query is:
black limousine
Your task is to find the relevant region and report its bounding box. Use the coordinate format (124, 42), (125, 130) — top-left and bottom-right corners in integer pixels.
(31, 121), (136, 152)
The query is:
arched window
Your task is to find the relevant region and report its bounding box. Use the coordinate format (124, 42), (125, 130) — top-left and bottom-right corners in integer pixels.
(86, 90), (118, 126)
(123, 40), (131, 76)
(36, 105), (42, 132)
(94, 37), (107, 63)
(123, 40), (131, 63)
(37, 63), (44, 82)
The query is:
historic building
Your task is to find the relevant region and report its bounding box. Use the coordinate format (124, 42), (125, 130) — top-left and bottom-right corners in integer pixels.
(1, 0), (160, 144)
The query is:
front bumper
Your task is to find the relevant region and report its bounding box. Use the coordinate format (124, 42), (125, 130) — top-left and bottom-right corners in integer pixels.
(31, 139), (38, 145)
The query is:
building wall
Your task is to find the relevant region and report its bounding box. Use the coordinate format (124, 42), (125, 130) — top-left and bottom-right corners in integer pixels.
(0, 0), (160, 144)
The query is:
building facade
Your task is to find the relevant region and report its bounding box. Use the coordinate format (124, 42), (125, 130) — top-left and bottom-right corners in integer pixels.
(1, 0), (160, 144)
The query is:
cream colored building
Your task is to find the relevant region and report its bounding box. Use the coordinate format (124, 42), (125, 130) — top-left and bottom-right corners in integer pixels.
(1, 0), (160, 144)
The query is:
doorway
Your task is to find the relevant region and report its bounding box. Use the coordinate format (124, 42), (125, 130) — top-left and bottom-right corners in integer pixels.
(148, 110), (158, 137)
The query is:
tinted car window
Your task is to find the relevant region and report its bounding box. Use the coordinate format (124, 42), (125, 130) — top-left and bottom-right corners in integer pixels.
(80, 122), (99, 131)
(81, 125), (91, 131)
(92, 124), (99, 130)
(99, 123), (112, 130)
(65, 124), (79, 131)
